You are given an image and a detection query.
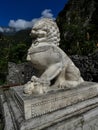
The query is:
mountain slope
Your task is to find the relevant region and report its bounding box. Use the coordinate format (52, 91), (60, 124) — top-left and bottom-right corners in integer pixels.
(56, 0), (98, 55)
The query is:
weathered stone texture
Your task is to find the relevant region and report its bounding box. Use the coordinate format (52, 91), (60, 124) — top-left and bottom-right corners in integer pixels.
(11, 82), (98, 120)
(7, 62), (34, 85)
(70, 51), (98, 82)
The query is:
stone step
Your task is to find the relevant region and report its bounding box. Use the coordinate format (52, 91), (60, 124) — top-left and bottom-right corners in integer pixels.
(1, 90), (98, 129)
(1, 91), (24, 130)
(0, 94), (16, 130)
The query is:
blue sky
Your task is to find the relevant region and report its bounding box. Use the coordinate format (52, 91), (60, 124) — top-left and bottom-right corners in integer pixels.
(0, 0), (68, 29)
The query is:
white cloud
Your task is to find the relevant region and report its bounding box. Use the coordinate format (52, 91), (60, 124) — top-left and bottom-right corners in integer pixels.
(9, 18), (39, 31)
(0, 27), (4, 32)
(8, 9), (54, 31)
(4, 28), (11, 32)
(41, 9), (54, 19)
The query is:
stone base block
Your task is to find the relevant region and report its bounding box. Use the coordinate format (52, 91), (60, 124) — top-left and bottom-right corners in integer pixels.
(1, 82), (98, 130)
(11, 82), (98, 119)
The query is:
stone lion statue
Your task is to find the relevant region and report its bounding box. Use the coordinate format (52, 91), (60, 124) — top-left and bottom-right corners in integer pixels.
(24, 18), (84, 94)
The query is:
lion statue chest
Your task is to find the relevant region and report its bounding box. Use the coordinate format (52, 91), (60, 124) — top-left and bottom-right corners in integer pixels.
(27, 42), (63, 70)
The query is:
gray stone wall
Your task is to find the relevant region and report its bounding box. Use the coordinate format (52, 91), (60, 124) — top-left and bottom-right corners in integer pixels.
(70, 51), (98, 82)
(7, 62), (34, 85)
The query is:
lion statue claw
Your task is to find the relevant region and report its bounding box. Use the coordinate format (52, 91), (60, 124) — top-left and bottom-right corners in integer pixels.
(24, 18), (84, 94)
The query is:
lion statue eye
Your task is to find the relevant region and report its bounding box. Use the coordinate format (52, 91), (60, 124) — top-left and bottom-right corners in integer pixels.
(33, 40), (39, 46)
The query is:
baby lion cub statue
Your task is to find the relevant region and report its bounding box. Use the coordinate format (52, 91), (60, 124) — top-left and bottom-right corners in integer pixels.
(24, 18), (84, 94)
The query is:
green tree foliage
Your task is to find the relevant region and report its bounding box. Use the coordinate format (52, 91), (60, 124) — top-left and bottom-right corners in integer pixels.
(56, 0), (98, 55)
(57, 20), (97, 55)
(0, 29), (32, 84)
(9, 43), (27, 63)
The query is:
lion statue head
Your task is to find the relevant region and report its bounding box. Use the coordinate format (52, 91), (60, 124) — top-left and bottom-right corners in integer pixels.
(30, 18), (60, 46)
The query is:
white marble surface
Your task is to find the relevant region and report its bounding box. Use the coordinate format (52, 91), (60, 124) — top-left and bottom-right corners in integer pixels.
(24, 18), (84, 94)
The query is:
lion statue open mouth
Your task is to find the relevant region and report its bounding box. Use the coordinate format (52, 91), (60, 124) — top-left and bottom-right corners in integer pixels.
(24, 18), (84, 94)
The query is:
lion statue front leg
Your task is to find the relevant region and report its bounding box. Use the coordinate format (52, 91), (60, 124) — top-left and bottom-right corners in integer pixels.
(24, 75), (50, 94)
(24, 62), (62, 94)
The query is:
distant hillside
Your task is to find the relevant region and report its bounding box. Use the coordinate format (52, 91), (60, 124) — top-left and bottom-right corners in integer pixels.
(56, 0), (98, 55)
(0, 27), (16, 35)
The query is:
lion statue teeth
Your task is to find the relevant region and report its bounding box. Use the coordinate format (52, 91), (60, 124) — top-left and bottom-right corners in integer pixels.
(24, 18), (84, 94)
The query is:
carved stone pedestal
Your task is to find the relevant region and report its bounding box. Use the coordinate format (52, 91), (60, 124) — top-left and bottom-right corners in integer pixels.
(1, 82), (98, 130)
